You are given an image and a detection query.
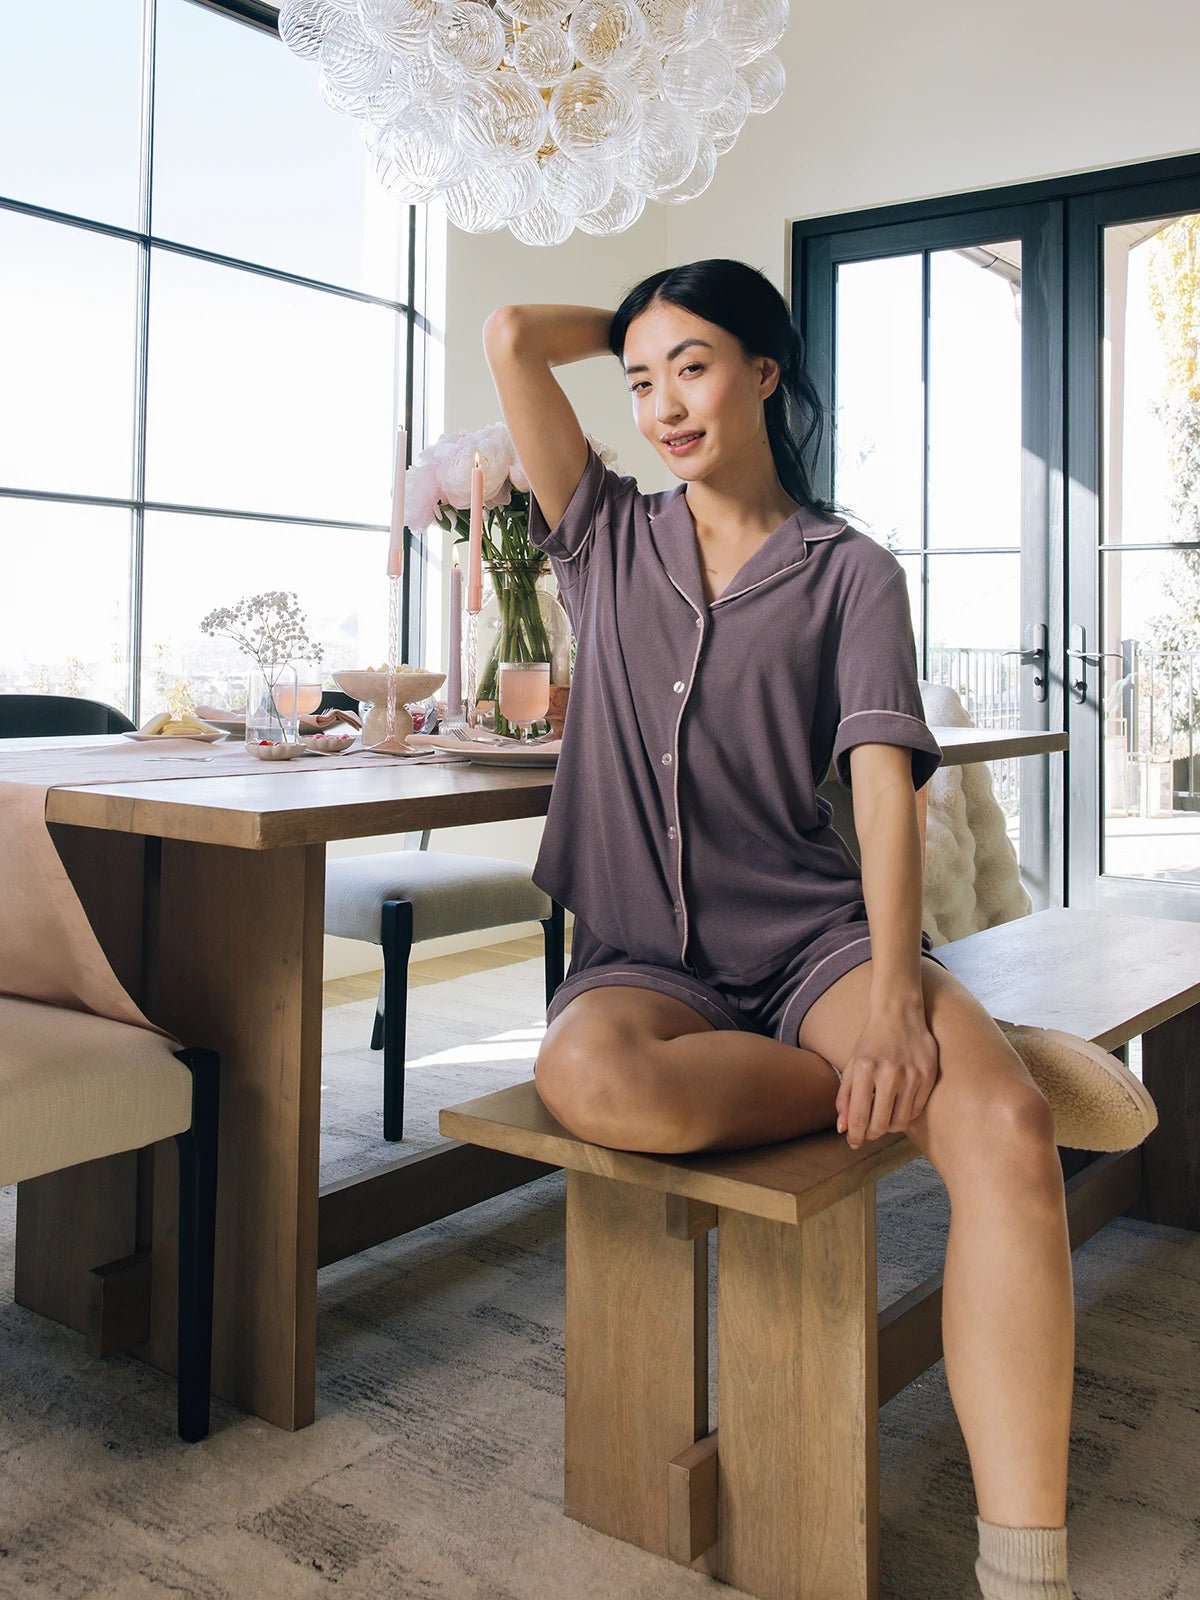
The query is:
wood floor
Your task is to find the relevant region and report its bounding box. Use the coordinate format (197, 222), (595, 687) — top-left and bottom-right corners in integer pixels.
(322, 928), (574, 1008)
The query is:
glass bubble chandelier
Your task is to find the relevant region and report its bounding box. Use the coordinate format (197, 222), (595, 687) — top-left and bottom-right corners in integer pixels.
(278, 0), (790, 244)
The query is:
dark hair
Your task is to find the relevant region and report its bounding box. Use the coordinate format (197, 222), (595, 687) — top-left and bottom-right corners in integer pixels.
(608, 257), (848, 523)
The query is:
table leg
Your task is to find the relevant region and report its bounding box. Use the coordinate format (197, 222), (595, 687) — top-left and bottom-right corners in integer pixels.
(143, 838), (325, 1430)
(1134, 1005), (1200, 1231)
(716, 1188), (879, 1600)
(564, 1171), (709, 1560)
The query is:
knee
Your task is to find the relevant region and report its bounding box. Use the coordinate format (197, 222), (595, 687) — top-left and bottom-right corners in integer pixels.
(935, 1071), (1061, 1201)
(534, 1023), (686, 1152)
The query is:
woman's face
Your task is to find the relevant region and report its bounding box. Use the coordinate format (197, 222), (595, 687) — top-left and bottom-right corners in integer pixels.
(622, 300), (779, 480)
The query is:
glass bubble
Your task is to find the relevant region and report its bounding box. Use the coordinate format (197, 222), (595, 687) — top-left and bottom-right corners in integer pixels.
(319, 14), (391, 91)
(636, 0), (690, 54)
(455, 75), (548, 164)
(681, 0), (721, 40)
(575, 178), (645, 234)
(429, 1), (506, 78)
(661, 41), (735, 115)
(442, 168), (515, 231)
(509, 192), (576, 247)
(694, 74), (750, 140)
(549, 67), (643, 158)
(497, 0), (572, 23)
(714, 0), (789, 64)
(372, 121), (466, 199)
(512, 21), (575, 87)
(738, 50), (785, 114)
(711, 130), (738, 154)
(400, 52), (461, 109)
(279, 0), (343, 60)
(568, 0), (646, 72)
(624, 43), (664, 99)
(654, 132), (716, 203)
(356, 0), (439, 53)
(626, 99), (698, 195)
(541, 148), (616, 216)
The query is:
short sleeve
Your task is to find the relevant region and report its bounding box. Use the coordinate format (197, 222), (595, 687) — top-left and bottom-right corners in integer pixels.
(527, 441), (626, 590)
(831, 566), (942, 790)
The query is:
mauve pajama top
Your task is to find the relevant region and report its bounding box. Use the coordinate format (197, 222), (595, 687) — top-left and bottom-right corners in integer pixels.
(528, 442), (945, 1043)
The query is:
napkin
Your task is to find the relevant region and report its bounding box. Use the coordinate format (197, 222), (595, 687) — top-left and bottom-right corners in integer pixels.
(194, 705), (363, 733)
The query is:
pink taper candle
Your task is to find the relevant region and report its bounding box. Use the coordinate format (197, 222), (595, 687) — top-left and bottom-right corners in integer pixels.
(387, 422), (407, 577)
(446, 561), (463, 716)
(466, 450), (484, 613)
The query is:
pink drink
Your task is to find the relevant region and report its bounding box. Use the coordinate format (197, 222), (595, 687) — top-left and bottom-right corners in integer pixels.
(498, 662), (550, 728)
(275, 683), (323, 717)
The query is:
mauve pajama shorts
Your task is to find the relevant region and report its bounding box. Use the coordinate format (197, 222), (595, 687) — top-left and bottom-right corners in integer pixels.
(546, 913), (946, 1045)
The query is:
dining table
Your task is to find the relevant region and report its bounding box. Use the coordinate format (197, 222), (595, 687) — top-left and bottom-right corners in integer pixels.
(3, 724), (1067, 1431)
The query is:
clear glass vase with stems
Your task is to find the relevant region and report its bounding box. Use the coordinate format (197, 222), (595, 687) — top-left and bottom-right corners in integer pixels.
(244, 662), (300, 748)
(474, 558), (571, 737)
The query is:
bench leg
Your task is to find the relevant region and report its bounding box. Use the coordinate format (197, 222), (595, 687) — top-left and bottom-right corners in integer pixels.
(564, 1171), (709, 1560)
(716, 1188), (880, 1600)
(1135, 1006), (1200, 1231)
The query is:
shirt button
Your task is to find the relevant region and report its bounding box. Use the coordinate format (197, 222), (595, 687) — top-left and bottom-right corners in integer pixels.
(673, 680), (685, 693)
(673, 901), (682, 915)
(695, 618), (703, 630)
(667, 826), (676, 840)
(661, 752), (672, 766)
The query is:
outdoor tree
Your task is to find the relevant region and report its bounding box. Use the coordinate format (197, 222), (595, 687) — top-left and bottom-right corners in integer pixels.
(1143, 216), (1200, 764)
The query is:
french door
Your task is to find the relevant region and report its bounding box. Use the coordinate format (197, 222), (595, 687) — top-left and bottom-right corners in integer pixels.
(798, 202), (1062, 910)
(1067, 175), (1200, 915)
(795, 153), (1200, 920)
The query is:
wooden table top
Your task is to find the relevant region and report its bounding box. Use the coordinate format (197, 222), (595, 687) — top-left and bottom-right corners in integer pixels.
(9, 726), (1068, 851)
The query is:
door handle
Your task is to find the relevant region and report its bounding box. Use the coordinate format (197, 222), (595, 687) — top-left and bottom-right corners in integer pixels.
(1068, 625), (1126, 704)
(1000, 623), (1048, 703)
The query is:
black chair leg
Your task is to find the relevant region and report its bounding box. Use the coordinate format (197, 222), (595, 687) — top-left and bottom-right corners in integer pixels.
(541, 899), (566, 1005)
(173, 1046), (220, 1444)
(381, 899), (414, 1141)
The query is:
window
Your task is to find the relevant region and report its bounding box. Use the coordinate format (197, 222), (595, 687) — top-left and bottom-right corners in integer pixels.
(0, 0), (437, 719)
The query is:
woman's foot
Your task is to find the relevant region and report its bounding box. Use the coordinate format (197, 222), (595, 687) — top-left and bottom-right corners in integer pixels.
(992, 1021), (1158, 1151)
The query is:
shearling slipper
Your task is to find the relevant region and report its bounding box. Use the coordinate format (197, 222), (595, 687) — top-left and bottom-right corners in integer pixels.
(993, 1021), (1158, 1152)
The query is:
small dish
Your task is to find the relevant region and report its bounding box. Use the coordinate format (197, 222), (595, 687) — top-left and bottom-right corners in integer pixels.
(301, 733), (357, 756)
(247, 741), (303, 761)
(123, 730), (226, 743)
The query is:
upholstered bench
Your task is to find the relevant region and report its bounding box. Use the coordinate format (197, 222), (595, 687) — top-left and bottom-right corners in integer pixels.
(441, 908), (1200, 1600)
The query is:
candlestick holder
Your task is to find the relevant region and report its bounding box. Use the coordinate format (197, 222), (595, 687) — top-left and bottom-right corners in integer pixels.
(465, 610), (480, 728)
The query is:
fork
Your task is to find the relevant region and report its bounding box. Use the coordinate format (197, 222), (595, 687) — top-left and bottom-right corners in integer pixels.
(441, 725), (512, 746)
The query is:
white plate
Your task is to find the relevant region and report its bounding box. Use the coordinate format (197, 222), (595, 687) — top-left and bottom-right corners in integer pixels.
(124, 730), (227, 743)
(455, 745), (558, 768)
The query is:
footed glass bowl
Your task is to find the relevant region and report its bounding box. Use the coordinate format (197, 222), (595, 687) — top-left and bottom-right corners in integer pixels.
(333, 668), (446, 746)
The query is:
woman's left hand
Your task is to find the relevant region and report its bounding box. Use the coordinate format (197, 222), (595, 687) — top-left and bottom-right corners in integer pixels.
(836, 995), (940, 1149)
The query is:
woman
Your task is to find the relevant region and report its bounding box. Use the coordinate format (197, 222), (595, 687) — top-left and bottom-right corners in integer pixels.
(483, 258), (1154, 1600)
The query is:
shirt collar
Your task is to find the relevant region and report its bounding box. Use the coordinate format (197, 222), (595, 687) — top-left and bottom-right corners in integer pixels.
(646, 483), (846, 611)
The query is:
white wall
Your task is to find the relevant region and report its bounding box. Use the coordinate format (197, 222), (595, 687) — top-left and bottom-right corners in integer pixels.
(329, 0), (1200, 978)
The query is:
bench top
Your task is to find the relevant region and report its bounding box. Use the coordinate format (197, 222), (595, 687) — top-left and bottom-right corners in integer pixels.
(440, 908), (1200, 1225)
(934, 907), (1200, 1050)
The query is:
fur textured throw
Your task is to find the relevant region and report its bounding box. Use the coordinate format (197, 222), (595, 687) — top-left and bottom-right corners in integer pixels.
(919, 682), (1032, 947)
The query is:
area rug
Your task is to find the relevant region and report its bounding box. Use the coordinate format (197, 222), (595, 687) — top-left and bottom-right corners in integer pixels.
(0, 959), (1196, 1599)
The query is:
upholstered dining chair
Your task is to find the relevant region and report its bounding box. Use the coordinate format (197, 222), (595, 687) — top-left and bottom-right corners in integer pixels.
(0, 693), (136, 737)
(325, 837), (566, 1141)
(0, 998), (219, 1441)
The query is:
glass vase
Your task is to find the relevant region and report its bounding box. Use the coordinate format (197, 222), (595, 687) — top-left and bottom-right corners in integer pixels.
(245, 663), (300, 748)
(474, 559), (572, 737)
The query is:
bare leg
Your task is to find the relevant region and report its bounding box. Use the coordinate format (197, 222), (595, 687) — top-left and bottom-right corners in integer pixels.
(799, 955), (1074, 1529)
(535, 986), (840, 1154)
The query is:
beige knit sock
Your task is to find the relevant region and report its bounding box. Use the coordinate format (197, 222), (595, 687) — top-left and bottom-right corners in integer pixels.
(975, 1519), (1071, 1599)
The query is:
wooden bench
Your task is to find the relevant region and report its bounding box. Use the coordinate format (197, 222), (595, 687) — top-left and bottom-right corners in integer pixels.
(441, 908), (1200, 1600)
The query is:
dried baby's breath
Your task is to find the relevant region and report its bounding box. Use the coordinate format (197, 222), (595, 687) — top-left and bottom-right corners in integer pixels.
(199, 591), (324, 671)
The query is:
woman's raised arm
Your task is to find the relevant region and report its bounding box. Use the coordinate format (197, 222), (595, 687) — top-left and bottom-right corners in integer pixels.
(483, 304), (614, 532)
